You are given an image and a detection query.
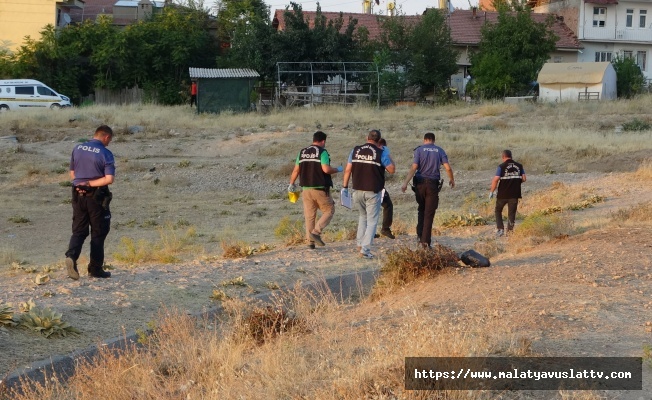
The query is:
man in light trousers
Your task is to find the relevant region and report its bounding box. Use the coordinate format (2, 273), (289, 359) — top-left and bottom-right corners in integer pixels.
(342, 130), (395, 259)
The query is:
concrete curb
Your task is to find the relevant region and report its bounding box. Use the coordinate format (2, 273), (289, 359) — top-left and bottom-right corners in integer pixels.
(1, 268), (380, 393)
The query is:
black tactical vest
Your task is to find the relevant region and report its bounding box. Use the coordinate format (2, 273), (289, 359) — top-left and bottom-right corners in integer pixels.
(497, 159), (524, 199)
(350, 143), (384, 193)
(298, 145), (332, 188)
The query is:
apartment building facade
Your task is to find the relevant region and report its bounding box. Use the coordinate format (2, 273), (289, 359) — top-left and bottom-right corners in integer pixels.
(535, 0), (652, 79)
(0, 0), (84, 52)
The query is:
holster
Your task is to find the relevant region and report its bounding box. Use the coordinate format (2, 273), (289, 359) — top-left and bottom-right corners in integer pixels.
(93, 186), (112, 211)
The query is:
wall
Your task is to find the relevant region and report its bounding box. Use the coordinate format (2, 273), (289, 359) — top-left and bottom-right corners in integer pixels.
(0, 0), (56, 52)
(197, 78), (254, 114)
(539, 82), (608, 101)
(534, 0), (581, 35)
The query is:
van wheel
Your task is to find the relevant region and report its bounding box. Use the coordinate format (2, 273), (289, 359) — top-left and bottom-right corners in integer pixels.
(0, 105), (9, 113)
(50, 104), (61, 110)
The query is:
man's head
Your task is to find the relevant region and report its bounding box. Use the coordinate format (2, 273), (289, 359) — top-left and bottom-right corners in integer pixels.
(312, 130), (327, 145)
(94, 125), (113, 146)
(378, 138), (387, 147)
(423, 132), (435, 143)
(502, 149), (512, 160)
(367, 129), (381, 144)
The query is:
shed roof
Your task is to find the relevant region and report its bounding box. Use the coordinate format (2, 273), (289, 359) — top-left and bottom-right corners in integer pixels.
(189, 68), (260, 79)
(537, 62), (613, 84)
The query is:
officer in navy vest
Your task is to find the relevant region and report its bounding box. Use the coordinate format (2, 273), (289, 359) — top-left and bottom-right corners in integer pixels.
(342, 130), (395, 259)
(288, 131), (343, 249)
(65, 125), (115, 280)
(401, 132), (455, 248)
(489, 149), (526, 236)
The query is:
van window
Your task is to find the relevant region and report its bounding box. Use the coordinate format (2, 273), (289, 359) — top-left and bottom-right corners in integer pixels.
(37, 86), (56, 96)
(16, 86), (34, 95)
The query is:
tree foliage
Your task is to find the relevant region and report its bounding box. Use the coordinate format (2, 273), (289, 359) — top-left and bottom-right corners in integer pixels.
(612, 56), (646, 98)
(2, 6), (217, 104)
(373, 10), (458, 101)
(470, 2), (557, 98)
(407, 9), (459, 94)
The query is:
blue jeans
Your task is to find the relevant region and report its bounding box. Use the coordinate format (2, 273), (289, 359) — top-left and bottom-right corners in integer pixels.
(353, 190), (382, 254)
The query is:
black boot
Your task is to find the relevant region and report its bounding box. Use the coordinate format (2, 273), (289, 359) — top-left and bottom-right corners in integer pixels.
(88, 264), (111, 278)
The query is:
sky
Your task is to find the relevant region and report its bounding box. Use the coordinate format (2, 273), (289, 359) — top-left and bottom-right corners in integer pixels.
(212, 0), (477, 18)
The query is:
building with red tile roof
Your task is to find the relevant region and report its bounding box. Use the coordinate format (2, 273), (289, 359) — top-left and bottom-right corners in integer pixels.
(273, 8), (582, 93)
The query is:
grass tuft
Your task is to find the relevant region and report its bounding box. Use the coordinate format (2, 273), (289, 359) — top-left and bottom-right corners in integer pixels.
(375, 245), (460, 295)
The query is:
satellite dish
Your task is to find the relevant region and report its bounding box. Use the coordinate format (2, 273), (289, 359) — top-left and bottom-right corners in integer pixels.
(59, 13), (71, 27)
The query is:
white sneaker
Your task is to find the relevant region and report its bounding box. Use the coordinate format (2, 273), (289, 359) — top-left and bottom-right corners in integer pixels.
(496, 229), (504, 237)
(360, 251), (374, 259)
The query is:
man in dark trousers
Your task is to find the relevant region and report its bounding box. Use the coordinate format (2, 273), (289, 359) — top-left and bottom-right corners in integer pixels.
(489, 149), (526, 236)
(401, 132), (454, 249)
(65, 125), (115, 279)
(375, 138), (395, 239)
(288, 131), (343, 249)
(342, 129), (395, 259)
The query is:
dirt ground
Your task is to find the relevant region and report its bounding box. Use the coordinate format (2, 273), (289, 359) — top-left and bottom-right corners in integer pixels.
(0, 119), (651, 398)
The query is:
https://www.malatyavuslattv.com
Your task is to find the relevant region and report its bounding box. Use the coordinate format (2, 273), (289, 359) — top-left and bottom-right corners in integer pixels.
(405, 357), (642, 391)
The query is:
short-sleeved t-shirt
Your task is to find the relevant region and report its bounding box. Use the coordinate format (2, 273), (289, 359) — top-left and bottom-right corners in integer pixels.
(347, 146), (392, 167)
(70, 139), (115, 186)
(413, 144), (448, 180)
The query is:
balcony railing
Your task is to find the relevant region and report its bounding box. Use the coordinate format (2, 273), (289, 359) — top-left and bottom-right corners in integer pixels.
(583, 26), (652, 41)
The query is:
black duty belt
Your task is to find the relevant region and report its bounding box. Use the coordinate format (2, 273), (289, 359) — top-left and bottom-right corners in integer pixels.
(416, 178), (441, 184)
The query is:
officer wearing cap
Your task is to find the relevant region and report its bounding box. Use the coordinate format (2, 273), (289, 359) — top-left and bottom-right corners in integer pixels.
(401, 132), (455, 248)
(64, 125), (115, 279)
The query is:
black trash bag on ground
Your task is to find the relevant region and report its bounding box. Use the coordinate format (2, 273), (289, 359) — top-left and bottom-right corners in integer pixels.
(459, 250), (491, 268)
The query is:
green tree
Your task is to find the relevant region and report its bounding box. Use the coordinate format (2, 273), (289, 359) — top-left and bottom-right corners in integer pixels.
(470, 2), (557, 98)
(612, 56), (646, 98)
(374, 13), (414, 101)
(407, 9), (459, 95)
(215, 0), (276, 79)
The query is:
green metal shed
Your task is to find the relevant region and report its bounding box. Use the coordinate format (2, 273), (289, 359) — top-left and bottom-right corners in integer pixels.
(189, 68), (260, 113)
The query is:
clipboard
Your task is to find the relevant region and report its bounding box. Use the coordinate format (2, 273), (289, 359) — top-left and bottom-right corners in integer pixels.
(340, 188), (352, 209)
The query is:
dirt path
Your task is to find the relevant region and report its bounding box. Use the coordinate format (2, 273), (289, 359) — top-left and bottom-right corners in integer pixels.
(1, 127), (651, 397)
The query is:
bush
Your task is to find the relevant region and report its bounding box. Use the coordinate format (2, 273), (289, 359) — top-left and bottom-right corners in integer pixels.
(622, 118), (651, 131)
(515, 213), (574, 239)
(375, 245), (460, 293)
(613, 56), (647, 98)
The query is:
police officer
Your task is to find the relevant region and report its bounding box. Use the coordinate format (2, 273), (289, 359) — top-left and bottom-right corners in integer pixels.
(288, 131), (343, 249)
(342, 129), (395, 259)
(65, 125), (115, 279)
(375, 138), (395, 239)
(401, 132), (455, 249)
(489, 149), (526, 236)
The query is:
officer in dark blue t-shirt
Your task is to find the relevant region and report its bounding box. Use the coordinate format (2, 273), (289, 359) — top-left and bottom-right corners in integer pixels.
(64, 125), (115, 279)
(401, 132), (455, 249)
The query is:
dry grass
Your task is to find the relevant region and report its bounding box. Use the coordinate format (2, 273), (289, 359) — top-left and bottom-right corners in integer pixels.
(374, 245), (461, 296)
(113, 224), (199, 264)
(610, 202), (652, 224)
(636, 158), (652, 180)
(9, 284), (584, 400)
(514, 212), (575, 242)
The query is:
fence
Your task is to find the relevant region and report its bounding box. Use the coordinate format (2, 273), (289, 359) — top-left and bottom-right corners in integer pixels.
(92, 86), (155, 105)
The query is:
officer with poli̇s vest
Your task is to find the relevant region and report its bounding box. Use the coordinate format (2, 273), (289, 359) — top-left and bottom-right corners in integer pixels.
(489, 149), (526, 236)
(342, 129), (395, 259)
(288, 131), (343, 249)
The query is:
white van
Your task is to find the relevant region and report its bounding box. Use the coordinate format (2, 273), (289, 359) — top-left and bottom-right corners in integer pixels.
(0, 79), (72, 111)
